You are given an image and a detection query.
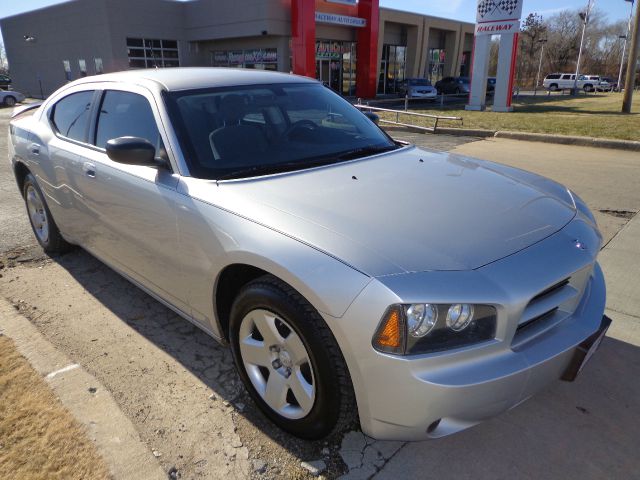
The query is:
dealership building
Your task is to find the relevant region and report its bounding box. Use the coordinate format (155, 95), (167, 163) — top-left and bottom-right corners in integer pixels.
(1, 0), (474, 98)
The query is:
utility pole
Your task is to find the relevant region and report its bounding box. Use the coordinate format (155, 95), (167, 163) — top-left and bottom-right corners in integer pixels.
(573, 0), (595, 95)
(622, 0), (640, 112)
(617, 0), (635, 91)
(534, 38), (547, 95)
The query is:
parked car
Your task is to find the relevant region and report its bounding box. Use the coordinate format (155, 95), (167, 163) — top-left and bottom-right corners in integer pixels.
(398, 78), (437, 99)
(0, 89), (25, 107)
(487, 77), (496, 95)
(0, 74), (11, 90)
(9, 68), (609, 441)
(435, 76), (470, 95)
(543, 73), (598, 92)
(596, 77), (615, 92)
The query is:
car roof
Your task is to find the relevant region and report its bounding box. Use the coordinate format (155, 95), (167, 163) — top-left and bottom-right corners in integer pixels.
(69, 67), (317, 92)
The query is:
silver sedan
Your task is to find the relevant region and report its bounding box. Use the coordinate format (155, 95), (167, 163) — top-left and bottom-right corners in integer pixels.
(8, 68), (609, 440)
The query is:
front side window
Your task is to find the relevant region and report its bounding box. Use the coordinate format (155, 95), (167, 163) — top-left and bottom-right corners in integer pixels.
(165, 83), (398, 180)
(51, 90), (94, 142)
(95, 91), (161, 150)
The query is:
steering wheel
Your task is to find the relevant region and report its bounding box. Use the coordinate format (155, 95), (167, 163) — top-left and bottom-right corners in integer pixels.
(281, 119), (318, 140)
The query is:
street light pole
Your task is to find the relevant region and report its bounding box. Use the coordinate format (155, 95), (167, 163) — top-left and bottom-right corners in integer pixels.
(535, 39), (548, 95)
(622, 0), (640, 112)
(573, 0), (595, 95)
(618, 0), (635, 90)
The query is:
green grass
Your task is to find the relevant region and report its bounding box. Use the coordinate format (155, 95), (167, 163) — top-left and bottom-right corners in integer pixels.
(379, 92), (640, 142)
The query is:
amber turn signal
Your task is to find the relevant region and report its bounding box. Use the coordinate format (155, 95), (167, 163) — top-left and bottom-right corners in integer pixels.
(372, 306), (405, 354)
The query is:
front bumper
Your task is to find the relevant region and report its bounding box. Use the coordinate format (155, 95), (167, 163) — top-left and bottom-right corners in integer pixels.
(409, 91), (437, 99)
(327, 218), (606, 441)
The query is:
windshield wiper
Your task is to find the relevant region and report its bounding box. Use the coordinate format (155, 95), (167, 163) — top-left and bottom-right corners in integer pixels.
(216, 158), (342, 181)
(216, 145), (400, 181)
(335, 144), (399, 161)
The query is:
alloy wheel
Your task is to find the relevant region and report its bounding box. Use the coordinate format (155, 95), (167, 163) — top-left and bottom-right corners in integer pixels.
(238, 308), (315, 419)
(26, 185), (49, 244)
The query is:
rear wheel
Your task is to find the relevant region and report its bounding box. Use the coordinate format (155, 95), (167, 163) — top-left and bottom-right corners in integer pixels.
(4, 95), (16, 107)
(229, 275), (357, 439)
(23, 173), (73, 253)
(584, 84), (594, 93)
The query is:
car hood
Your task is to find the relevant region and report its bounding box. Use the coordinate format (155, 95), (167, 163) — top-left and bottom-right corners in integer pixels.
(201, 146), (576, 277)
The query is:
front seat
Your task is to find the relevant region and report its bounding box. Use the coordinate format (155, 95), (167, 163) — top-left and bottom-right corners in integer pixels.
(209, 95), (268, 164)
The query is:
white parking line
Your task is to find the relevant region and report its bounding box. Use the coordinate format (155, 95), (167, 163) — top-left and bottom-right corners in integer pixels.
(45, 363), (79, 379)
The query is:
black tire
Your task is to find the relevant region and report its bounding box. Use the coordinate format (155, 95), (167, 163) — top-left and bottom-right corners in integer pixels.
(4, 95), (16, 107)
(23, 173), (73, 253)
(584, 84), (594, 93)
(549, 83), (558, 91)
(229, 274), (357, 439)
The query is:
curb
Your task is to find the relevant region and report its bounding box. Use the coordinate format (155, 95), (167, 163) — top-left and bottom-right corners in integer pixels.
(424, 126), (640, 152)
(493, 131), (640, 152)
(432, 127), (495, 138)
(0, 298), (166, 480)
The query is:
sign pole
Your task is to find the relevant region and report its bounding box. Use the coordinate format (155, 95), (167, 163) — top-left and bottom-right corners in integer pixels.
(622, 0), (640, 112)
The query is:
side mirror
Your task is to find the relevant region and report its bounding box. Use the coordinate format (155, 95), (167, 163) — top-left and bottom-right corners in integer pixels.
(106, 136), (158, 166)
(363, 111), (380, 125)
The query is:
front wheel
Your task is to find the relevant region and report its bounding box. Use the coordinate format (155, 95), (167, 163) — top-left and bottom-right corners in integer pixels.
(4, 95), (16, 107)
(229, 275), (357, 439)
(23, 173), (73, 253)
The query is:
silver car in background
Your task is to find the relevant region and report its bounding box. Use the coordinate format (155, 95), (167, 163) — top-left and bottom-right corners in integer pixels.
(9, 68), (609, 441)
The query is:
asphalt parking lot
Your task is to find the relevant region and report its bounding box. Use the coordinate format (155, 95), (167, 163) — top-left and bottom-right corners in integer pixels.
(1, 105), (639, 479)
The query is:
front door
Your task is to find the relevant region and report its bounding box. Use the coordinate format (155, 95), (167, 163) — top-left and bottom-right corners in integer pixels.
(72, 87), (192, 317)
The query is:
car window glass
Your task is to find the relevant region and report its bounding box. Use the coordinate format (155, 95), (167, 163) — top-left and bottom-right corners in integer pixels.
(51, 91), (94, 142)
(166, 83), (396, 179)
(95, 90), (162, 150)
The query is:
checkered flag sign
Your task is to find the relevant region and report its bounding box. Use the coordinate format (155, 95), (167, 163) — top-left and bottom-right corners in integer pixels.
(477, 0), (496, 18)
(497, 0), (519, 15)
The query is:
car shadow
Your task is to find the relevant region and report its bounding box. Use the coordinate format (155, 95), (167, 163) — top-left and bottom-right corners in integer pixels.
(47, 248), (335, 466)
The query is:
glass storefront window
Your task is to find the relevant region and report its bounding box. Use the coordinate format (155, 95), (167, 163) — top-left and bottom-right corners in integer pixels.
(378, 44), (407, 95)
(315, 40), (356, 96)
(427, 48), (446, 83)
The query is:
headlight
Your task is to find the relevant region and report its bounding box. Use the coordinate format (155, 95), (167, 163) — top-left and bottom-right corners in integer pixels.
(407, 303), (437, 337)
(373, 304), (497, 355)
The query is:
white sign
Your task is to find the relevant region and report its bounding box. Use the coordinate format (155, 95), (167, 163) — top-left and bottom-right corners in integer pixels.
(326, 0), (357, 5)
(476, 0), (523, 23)
(475, 20), (520, 35)
(315, 12), (366, 27)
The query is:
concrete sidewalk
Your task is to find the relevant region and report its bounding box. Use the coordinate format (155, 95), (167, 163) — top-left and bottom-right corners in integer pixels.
(367, 213), (640, 480)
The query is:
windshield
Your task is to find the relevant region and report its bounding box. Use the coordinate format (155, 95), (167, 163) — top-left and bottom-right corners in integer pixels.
(164, 83), (397, 180)
(408, 79), (431, 86)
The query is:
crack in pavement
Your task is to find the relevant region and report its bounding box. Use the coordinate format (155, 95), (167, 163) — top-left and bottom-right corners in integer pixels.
(338, 431), (406, 480)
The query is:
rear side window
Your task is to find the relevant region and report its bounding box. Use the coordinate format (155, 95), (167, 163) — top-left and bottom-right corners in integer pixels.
(51, 91), (94, 142)
(95, 90), (161, 149)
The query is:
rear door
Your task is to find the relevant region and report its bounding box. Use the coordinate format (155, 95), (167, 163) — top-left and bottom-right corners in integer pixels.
(31, 88), (97, 241)
(70, 86), (191, 316)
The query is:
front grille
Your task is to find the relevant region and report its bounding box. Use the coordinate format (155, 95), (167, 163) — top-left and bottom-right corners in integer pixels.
(512, 276), (578, 349)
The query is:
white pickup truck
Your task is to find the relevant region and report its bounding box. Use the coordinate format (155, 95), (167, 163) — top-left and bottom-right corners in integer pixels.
(543, 73), (598, 92)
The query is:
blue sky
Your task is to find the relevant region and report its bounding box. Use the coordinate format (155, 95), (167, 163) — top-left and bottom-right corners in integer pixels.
(0, 0), (635, 23)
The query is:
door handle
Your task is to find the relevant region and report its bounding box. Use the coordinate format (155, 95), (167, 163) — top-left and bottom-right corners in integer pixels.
(82, 162), (96, 178)
(30, 143), (40, 155)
